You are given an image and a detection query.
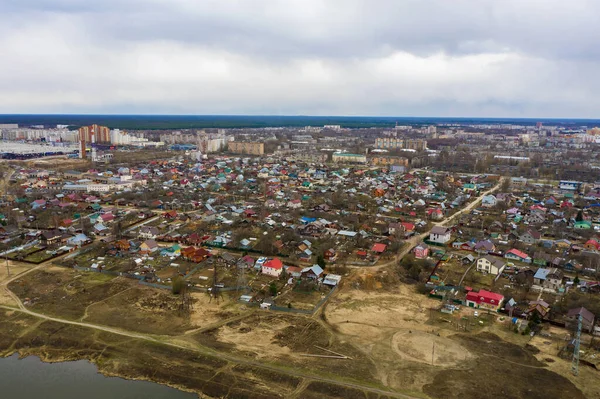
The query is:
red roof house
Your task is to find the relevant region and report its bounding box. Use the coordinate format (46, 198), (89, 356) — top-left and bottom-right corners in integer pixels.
(465, 289), (504, 311)
(371, 243), (387, 253)
(262, 258), (284, 277)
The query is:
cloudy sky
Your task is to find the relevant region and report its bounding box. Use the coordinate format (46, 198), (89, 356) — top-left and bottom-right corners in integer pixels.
(1, 0), (599, 117)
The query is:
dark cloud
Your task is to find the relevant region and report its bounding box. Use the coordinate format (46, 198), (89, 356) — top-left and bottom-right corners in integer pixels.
(0, 0), (599, 116)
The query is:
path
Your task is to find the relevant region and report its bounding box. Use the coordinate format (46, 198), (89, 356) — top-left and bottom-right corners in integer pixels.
(0, 300), (419, 399)
(458, 261), (476, 287)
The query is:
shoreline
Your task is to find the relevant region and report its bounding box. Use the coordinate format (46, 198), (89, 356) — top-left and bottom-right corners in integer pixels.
(0, 348), (202, 399)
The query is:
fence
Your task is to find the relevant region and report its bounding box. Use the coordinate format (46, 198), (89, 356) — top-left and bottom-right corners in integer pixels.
(248, 286), (338, 315)
(139, 281), (171, 290)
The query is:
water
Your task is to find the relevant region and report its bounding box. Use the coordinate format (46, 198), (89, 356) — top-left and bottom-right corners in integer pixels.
(0, 353), (197, 399)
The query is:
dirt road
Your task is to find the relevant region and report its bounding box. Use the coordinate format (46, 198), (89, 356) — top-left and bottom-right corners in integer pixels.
(0, 297), (419, 399)
(367, 177), (505, 271)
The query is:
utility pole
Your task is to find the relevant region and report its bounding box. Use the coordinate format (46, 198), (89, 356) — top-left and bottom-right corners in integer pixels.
(572, 313), (582, 376)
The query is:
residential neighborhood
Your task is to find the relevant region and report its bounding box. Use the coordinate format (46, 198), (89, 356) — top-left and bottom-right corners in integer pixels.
(2, 119), (600, 399)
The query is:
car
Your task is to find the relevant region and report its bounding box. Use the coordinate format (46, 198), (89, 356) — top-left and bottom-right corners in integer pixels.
(473, 311), (479, 317)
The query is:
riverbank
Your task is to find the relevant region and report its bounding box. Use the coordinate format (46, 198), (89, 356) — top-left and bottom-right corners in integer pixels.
(0, 327), (202, 398)
(0, 309), (295, 399)
(0, 353), (196, 399)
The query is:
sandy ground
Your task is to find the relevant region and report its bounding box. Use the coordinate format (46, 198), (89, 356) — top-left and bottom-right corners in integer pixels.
(216, 318), (293, 359)
(188, 293), (241, 329)
(392, 331), (473, 367)
(0, 261), (33, 284)
(324, 284), (454, 390)
(326, 285), (438, 338)
(0, 261), (36, 306)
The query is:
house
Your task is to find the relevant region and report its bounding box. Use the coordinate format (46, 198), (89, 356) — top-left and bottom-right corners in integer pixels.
(505, 248), (532, 263)
(525, 213), (545, 224)
(566, 307), (595, 333)
(160, 244), (181, 257)
(115, 239), (131, 251)
(520, 229), (541, 244)
(387, 222), (403, 236)
(371, 243), (387, 254)
(140, 239), (159, 253)
(427, 208), (443, 220)
(429, 226), (451, 244)
(191, 247), (211, 262)
(262, 258), (284, 277)
(93, 223), (109, 235)
(474, 240), (496, 253)
(139, 226), (160, 239)
(287, 199), (302, 209)
(323, 274), (342, 287)
(324, 248), (337, 261)
(584, 239), (600, 251)
(452, 241), (475, 251)
(401, 222), (415, 233)
(476, 256), (506, 275)
(163, 210), (178, 220)
(66, 233), (90, 247)
(41, 229), (62, 245)
(238, 255), (255, 269)
(533, 267), (563, 290)
(465, 289), (505, 311)
(301, 264), (324, 280)
(574, 221), (592, 230)
(527, 299), (551, 319)
(462, 254), (475, 264)
(481, 195), (497, 208)
(100, 213), (115, 223)
(544, 269), (563, 290)
(182, 247), (210, 263)
(285, 266), (303, 278)
(413, 243), (429, 259)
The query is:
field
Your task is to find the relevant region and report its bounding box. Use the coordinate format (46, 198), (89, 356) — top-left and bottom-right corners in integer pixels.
(1, 261), (599, 398)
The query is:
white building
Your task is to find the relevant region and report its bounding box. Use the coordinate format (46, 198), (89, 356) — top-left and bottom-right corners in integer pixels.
(429, 226), (451, 244)
(111, 129), (151, 146)
(476, 256), (506, 275)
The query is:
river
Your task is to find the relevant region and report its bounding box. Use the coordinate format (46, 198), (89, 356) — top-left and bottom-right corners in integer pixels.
(0, 353), (197, 399)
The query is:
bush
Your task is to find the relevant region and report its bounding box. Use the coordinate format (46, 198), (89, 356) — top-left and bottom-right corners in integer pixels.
(416, 284), (431, 295)
(269, 282), (277, 296)
(172, 277), (185, 295)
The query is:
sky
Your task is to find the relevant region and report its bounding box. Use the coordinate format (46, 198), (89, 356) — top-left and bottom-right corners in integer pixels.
(1, 0), (599, 117)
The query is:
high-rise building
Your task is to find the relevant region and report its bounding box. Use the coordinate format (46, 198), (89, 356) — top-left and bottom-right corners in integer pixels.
(79, 124), (110, 143)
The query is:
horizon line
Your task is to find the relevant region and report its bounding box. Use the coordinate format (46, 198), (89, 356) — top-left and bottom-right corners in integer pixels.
(1, 113), (600, 121)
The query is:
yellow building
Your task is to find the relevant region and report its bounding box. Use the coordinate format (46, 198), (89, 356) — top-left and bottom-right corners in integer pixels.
(332, 153), (367, 163)
(227, 141), (265, 155)
(369, 156), (409, 166)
